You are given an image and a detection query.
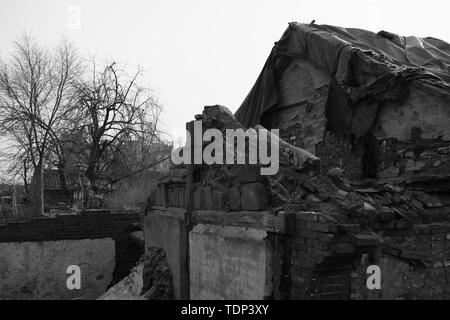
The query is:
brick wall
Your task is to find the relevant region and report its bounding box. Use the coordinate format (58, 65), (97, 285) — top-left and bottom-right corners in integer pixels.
(0, 212), (139, 242)
(261, 57), (329, 154)
(377, 138), (450, 182)
(150, 165), (271, 212)
(289, 212), (373, 299)
(349, 223), (450, 299)
(288, 212), (450, 300)
(316, 131), (366, 180)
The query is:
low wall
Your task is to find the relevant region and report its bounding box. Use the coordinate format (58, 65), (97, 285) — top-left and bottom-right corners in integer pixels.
(0, 212), (142, 299)
(189, 224), (273, 300)
(0, 212), (139, 242)
(0, 239), (115, 300)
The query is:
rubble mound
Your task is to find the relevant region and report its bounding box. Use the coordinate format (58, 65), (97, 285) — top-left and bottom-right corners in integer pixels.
(276, 167), (449, 226)
(99, 247), (173, 300)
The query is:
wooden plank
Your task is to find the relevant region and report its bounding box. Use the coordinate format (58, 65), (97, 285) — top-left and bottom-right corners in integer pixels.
(150, 206), (186, 221)
(162, 184), (168, 208)
(178, 218), (189, 299)
(191, 210), (283, 233)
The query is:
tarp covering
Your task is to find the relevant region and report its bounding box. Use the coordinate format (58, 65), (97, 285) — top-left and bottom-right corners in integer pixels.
(235, 23), (450, 128)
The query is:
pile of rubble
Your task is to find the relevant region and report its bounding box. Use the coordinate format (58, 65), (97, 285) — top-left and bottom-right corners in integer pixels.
(186, 105), (449, 225)
(147, 104), (450, 299)
(276, 166), (448, 226)
(99, 247), (172, 300)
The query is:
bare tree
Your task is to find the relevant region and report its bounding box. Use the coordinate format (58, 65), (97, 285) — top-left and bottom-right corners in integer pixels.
(0, 35), (81, 215)
(74, 61), (166, 190)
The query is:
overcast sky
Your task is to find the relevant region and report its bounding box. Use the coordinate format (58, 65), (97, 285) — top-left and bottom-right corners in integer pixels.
(0, 0), (449, 141)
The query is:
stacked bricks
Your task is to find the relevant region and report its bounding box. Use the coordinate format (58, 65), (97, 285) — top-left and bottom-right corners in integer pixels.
(377, 138), (450, 182)
(0, 212), (139, 242)
(151, 165), (271, 212)
(291, 212), (342, 299)
(290, 211), (381, 299)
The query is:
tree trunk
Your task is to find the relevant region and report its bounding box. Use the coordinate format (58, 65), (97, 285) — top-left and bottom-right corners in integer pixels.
(33, 164), (44, 216)
(57, 161), (67, 191)
(86, 143), (101, 191)
(23, 161), (30, 200)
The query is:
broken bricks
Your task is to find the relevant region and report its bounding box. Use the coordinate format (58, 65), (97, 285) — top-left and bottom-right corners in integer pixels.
(413, 192), (443, 208)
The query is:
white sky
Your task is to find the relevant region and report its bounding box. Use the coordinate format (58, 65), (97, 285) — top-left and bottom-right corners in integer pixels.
(0, 0), (449, 142)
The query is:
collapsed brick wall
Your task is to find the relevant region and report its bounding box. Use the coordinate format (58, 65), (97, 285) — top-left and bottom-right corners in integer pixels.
(286, 213), (450, 300)
(264, 67), (450, 299)
(350, 223), (450, 299)
(316, 131), (450, 182)
(316, 131), (366, 180)
(147, 104), (450, 300)
(288, 212), (379, 299)
(285, 208), (450, 300)
(377, 138), (450, 182)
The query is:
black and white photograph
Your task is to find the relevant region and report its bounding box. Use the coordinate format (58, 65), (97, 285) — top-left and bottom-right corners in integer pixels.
(0, 0), (449, 308)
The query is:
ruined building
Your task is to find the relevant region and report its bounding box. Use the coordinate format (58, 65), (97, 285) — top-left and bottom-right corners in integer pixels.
(141, 23), (450, 300)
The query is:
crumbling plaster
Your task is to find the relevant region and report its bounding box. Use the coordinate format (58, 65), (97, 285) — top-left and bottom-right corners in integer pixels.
(373, 83), (450, 141)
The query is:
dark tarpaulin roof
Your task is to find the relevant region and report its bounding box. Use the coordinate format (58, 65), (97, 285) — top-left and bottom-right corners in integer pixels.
(234, 22), (450, 128)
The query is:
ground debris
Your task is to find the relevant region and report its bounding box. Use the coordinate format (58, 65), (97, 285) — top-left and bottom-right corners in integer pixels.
(99, 247), (173, 300)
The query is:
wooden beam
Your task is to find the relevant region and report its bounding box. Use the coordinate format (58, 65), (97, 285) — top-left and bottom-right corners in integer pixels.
(150, 206), (186, 221)
(162, 184), (168, 208)
(191, 210), (284, 233)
